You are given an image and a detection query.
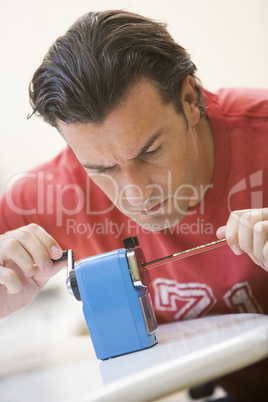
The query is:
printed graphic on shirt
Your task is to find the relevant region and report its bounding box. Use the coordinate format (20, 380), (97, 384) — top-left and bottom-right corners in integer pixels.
(153, 278), (217, 320)
(153, 278), (263, 320)
(223, 282), (264, 314)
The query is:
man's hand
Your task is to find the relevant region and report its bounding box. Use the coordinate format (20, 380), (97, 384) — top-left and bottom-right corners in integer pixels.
(217, 208), (268, 271)
(0, 224), (63, 318)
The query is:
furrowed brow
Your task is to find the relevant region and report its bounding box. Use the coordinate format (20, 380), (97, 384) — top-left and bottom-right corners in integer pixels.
(82, 129), (164, 171)
(135, 130), (163, 159)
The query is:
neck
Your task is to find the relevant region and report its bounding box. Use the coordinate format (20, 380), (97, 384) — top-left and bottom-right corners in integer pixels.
(189, 116), (215, 207)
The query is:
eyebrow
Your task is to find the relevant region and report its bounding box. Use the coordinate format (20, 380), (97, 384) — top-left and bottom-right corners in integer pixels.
(82, 129), (164, 171)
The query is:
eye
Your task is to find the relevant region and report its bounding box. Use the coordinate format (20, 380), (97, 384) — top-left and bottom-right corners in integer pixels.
(95, 165), (117, 175)
(143, 145), (162, 159)
(85, 165), (116, 176)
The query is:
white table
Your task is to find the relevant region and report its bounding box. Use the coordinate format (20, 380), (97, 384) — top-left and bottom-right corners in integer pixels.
(1, 313), (268, 402)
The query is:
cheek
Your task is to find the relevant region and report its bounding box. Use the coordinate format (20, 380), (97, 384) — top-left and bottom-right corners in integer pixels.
(89, 174), (120, 203)
(167, 138), (198, 189)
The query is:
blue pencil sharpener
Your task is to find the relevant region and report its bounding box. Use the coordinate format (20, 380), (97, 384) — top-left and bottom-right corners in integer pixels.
(66, 237), (158, 360)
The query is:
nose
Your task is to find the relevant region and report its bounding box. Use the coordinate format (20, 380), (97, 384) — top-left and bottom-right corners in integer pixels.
(125, 183), (153, 206)
(122, 165), (153, 207)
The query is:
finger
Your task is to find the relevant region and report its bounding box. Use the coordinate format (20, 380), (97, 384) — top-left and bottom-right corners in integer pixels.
(263, 238), (268, 267)
(225, 209), (252, 244)
(237, 210), (265, 254)
(226, 209), (256, 255)
(0, 266), (22, 293)
(24, 224), (62, 260)
(253, 220), (268, 265)
(9, 224), (62, 274)
(1, 239), (36, 277)
(216, 226), (243, 256)
(9, 228), (51, 274)
(46, 259), (68, 277)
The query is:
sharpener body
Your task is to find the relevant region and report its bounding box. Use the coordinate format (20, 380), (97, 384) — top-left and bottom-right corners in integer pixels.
(74, 248), (157, 360)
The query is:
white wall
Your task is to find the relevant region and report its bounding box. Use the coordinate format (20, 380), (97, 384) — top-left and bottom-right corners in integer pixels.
(1, 0), (267, 193)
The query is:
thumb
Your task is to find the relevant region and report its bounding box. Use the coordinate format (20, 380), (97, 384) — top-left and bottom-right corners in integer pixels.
(216, 225), (226, 239)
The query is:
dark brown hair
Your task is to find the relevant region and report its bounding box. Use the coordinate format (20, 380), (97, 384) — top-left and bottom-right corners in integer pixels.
(29, 10), (205, 127)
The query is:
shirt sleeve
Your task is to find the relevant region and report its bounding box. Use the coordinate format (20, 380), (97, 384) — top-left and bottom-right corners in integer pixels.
(0, 176), (33, 234)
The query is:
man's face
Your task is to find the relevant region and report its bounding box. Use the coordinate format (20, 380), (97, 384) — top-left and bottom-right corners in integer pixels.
(58, 77), (200, 231)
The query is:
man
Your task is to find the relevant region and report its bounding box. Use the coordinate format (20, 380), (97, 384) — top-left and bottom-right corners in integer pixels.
(0, 10), (267, 401)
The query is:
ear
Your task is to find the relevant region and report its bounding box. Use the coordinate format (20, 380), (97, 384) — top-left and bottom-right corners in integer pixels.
(181, 75), (200, 126)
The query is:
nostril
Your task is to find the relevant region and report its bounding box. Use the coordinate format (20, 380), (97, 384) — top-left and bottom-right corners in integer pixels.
(125, 184), (145, 206)
(126, 195), (144, 206)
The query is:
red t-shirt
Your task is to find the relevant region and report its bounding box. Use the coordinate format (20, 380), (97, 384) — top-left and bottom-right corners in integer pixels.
(1, 88), (268, 400)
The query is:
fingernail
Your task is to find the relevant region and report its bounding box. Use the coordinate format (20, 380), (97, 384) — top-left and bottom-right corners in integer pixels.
(26, 268), (35, 278)
(230, 245), (243, 255)
(50, 246), (61, 258)
(44, 260), (54, 274)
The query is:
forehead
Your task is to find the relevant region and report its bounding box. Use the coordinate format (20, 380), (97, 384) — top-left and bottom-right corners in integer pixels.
(57, 78), (177, 165)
